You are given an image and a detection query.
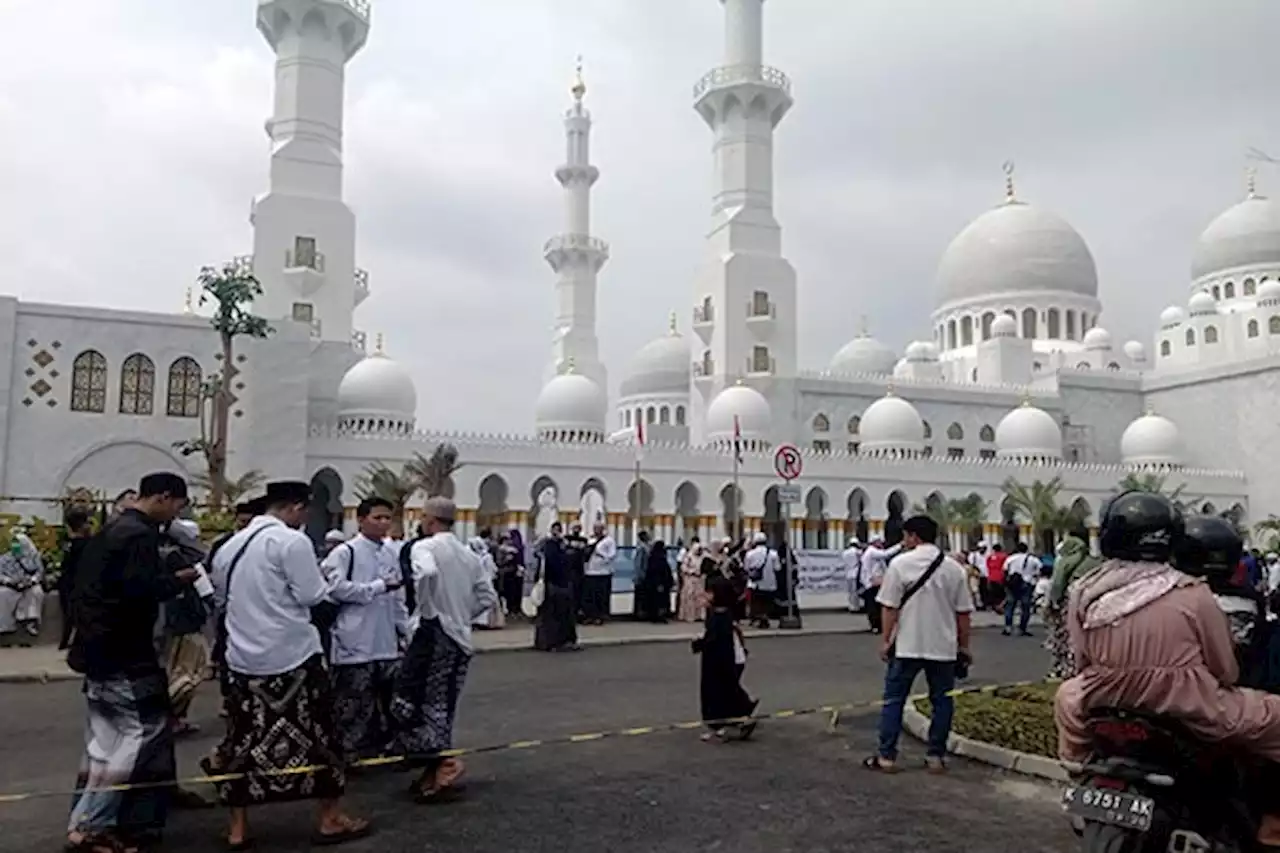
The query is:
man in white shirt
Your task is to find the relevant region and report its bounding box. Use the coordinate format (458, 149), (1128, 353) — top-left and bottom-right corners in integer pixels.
(394, 496), (498, 804)
(207, 481), (383, 848)
(584, 522), (617, 624)
(743, 533), (779, 628)
(842, 538), (863, 613)
(325, 496), (411, 763)
(1001, 541), (1042, 637)
(869, 515), (973, 774)
(859, 540), (901, 634)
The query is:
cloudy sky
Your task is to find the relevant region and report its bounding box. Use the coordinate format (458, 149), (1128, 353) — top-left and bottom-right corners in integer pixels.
(3, 0), (1280, 432)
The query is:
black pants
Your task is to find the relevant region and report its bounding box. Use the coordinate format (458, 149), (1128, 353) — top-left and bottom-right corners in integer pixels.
(582, 575), (611, 622)
(58, 589), (74, 649)
(749, 589), (774, 627)
(862, 588), (882, 634)
(500, 573), (523, 617)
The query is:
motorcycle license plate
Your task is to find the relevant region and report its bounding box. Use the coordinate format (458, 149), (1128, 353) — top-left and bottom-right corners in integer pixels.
(1063, 786), (1155, 832)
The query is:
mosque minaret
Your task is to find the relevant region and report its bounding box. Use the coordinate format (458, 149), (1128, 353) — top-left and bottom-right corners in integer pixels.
(251, 0), (370, 346)
(690, 0), (798, 447)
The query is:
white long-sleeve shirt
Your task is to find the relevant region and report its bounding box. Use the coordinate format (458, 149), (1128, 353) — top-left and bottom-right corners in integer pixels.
(743, 544), (779, 592)
(585, 535), (617, 577)
(213, 515), (388, 676)
(323, 534), (408, 667)
(411, 531), (499, 655)
(860, 544), (901, 589)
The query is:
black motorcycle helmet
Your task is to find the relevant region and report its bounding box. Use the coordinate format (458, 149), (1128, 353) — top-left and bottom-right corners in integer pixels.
(1172, 515), (1243, 580)
(1098, 490), (1183, 563)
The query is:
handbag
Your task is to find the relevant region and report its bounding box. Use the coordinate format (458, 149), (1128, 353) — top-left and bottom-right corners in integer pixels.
(530, 578), (546, 609)
(885, 549), (946, 660)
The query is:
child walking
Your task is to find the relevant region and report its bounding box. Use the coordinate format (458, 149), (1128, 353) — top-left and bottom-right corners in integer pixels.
(692, 575), (759, 743)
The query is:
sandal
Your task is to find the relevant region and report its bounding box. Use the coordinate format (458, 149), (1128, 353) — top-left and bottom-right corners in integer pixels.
(861, 755), (900, 773)
(925, 756), (948, 775)
(312, 817), (373, 847)
(412, 783), (464, 805)
(700, 730), (728, 744)
(226, 838), (255, 852)
(65, 833), (139, 853)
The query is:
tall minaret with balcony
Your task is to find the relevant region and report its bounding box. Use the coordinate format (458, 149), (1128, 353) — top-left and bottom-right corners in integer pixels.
(250, 0), (371, 346)
(543, 59), (609, 388)
(690, 0), (796, 442)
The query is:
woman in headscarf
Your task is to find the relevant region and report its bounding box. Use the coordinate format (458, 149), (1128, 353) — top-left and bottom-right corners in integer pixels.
(533, 526), (579, 652)
(639, 541), (673, 623)
(677, 542), (707, 622)
(468, 536), (504, 630)
(1044, 526), (1100, 679)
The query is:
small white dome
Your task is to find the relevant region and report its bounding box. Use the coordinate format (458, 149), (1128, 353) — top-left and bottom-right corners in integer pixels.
(535, 370), (606, 439)
(830, 334), (898, 375)
(338, 350), (418, 423)
(995, 402), (1062, 461)
(859, 393), (924, 456)
(1258, 280), (1280, 305)
(705, 383), (772, 445)
(936, 200), (1098, 310)
(1123, 340), (1147, 362)
(620, 321), (690, 398)
(1082, 326), (1112, 351)
(904, 340), (938, 362)
(1188, 291), (1217, 316)
(1159, 305), (1186, 328)
(990, 313), (1018, 338)
(1191, 193), (1280, 281)
(1121, 412), (1181, 467)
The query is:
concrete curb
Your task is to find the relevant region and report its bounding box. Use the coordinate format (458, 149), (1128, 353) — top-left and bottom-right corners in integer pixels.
(902, 700), (1071, 783)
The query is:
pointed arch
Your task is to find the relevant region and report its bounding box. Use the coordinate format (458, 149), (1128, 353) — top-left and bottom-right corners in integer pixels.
(946, 422), (964, 441)
(812, 413), (830, 433)
(478, 473), (510, 532)
(979, 424), (995, 443)
(675, 481), (701, 542)
(846, 488), (869, 543)
(885, 490), (907, 545)
(719, 483), (744, 539)
(579, 477), (607, 530)
(804, 486), (829, 549)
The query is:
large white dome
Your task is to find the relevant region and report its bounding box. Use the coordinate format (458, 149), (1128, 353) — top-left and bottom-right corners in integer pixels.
(859, 393), (924, 456)
(1191, 193), (1280, 281)
(338, 349), (418, 428)
(620, 320), (690, 398)
(705, 383), (772, 445)
(935, 200), (1098, 310)
(829, 334), (897, 376)
(535, 369), (606, 440)
(1121, 412), (1181, 467)
(995, 402), (1062, 461)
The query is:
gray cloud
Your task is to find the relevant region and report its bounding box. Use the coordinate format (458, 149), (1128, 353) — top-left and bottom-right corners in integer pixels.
(3, 0), (1280, 432)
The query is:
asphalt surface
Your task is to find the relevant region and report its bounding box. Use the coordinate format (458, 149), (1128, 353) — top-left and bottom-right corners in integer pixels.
(0, 629), (1077, 852)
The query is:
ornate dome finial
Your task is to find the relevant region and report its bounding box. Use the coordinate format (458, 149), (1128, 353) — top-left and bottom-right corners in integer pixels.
(858, 314), (869, 338)
(182, 287), (193, 315)
(668, 311), (678, 336)
(1019, 388), (1033, 407)
(1247, 165), (1258, 199)
(564, 356), (577, 374)
(1002, 160), (1017, 203)
(571, 55), (586, 102)
(374, 332), (385, 355)
(885, 381), (896, 397)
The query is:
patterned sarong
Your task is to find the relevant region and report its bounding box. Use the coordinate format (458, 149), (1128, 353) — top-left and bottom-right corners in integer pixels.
(391, 619), (471, 763)
(332, 659), (400, 762)
(67, 671), (174, 835)
(203, 655), (345, 806)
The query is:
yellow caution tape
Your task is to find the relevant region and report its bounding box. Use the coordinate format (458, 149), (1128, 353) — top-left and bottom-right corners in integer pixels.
(0, 680), (1047, 805)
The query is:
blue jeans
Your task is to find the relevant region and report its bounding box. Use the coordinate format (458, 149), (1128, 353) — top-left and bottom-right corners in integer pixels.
(877, 657), (956, 760)
(1004, 579), (1033, 633)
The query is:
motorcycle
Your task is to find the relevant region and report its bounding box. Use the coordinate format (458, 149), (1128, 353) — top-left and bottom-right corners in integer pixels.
(1064, 707), (1261, 852)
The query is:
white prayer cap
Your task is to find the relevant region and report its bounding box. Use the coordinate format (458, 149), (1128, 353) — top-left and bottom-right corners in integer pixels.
(324, 529), (347, 544)
(752, 532), (767, 545)
(171, 518), (200, 539)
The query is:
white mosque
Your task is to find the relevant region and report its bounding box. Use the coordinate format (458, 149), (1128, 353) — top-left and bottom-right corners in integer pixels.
(1, 0), (1276, 551)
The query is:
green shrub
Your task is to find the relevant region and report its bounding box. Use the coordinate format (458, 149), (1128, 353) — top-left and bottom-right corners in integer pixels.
(914, 683), (1060, 759)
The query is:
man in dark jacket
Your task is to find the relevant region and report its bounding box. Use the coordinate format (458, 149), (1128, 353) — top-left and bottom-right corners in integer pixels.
(66, 472), (194, 853)
(57, 508), (94, 650)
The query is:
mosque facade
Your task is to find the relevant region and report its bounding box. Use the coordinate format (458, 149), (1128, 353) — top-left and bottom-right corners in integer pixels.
(0, 0), (1274, 550)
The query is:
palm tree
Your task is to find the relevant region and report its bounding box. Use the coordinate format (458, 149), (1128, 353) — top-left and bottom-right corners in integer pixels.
(911, 495), (990, 550)
(1114, 472), (1197, 513)
(191, 469), (265, 506)
(404, 443), (461, 499)
(1255, 515), (1280, 552)
(354, 462), (420, 532)
(1001, 477), (1066, 551)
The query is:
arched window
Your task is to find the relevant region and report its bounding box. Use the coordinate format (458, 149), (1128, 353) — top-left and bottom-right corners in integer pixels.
(1047, 308), (1061, 338)
(922, 421), (933, 440)
(979, 424), (995, 442)
(634, 407), (642, 427)
(812, 413), (830, 432)
(165, 357), (202, 418)
(1076, 361), (1091, 369)
(947, 320), (957, 350)
(70, 350), (108, 413)
(1107, 362), (1121, 370)
(960, 316), (973, 346)
(675, 406), (686, 426)
(981, 312), (994, 340)
(847, 415), (860, 434)
(659, 405), (670, 424)
(1022, 307), (1037, 338)
(1033, 360), (1043, 372)
(946, 422), (964, 441)
(1065, 310), (1077, 340)
(1204, 325), (1219, 344)
(646, 406), (656, 424)
(624, 409), (632, 427)
(1160, 339), (1171, 357)
(1081, 312), (1090, 331)
(1249, 319), (1260, 338)
(1271, 315), (1280, 335)
(1212, 286), (1221, 300)
(1224, 281), (1236, 299)
(119, 353), (155, 415)
(1185, 328), (1196, 346)
(1246, 278), (1258, 296)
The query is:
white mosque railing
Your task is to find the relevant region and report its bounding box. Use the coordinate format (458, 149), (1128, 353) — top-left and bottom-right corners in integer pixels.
(693, 64), (792, 100)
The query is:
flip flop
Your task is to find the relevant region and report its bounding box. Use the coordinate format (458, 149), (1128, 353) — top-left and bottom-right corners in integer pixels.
(312, 819), (373, 847)
(226, 837), (255, 852)
(861, 755), (900, 773)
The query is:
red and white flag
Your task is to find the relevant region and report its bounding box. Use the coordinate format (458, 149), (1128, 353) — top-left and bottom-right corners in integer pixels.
(732, 414), (743, 465)
(635, 417), (645, 460)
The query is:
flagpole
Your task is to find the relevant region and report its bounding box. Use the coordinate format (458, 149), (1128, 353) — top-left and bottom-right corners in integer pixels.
(633, 420), (643, 545)
(732, 414), (741, 543)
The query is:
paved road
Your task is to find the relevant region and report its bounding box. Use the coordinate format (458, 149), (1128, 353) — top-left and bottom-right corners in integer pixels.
(0, 630), (1077, 853)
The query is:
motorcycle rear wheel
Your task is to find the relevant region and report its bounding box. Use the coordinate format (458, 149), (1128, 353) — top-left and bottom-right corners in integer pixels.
(1081, 822), (1141, 853)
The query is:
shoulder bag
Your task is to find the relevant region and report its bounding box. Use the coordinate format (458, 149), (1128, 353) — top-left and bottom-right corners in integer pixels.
(311, 542), (355, 636)
(212, 526), (272, 665)
(885, 549), (946, 661)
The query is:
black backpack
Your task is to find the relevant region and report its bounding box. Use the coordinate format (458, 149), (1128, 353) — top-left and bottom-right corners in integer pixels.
(311, 542), (354, 637)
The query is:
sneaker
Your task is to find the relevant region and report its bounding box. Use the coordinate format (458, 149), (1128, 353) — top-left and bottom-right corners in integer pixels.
(1001, 629), (1011, 636)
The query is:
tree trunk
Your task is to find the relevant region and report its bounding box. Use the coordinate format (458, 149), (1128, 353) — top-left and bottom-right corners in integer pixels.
(209, 334), (234, 511)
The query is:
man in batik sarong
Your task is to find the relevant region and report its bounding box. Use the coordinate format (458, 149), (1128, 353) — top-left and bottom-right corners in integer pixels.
(394, 496), (498, 803)
(66, 472), (195, 853)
